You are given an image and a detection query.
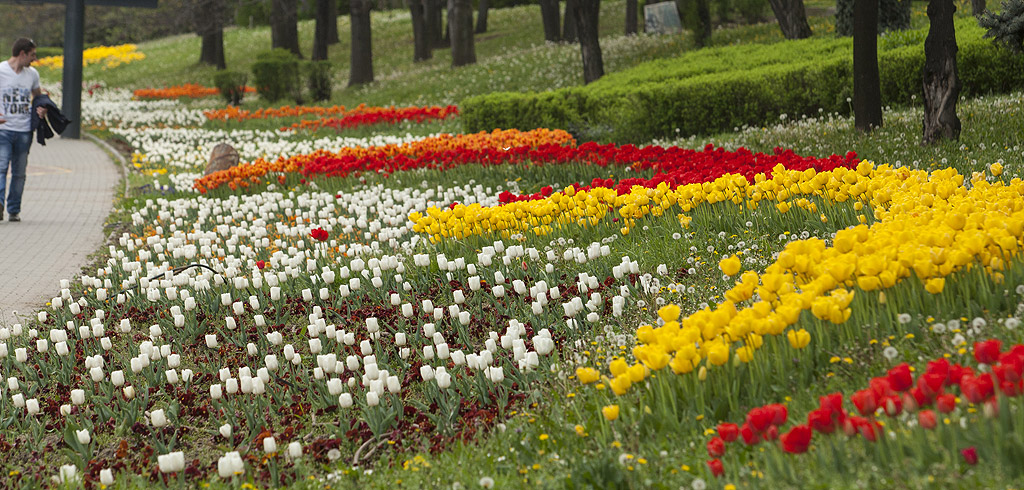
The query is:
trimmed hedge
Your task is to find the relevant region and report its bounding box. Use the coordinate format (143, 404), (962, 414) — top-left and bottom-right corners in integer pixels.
(462, 19), (1024, 143)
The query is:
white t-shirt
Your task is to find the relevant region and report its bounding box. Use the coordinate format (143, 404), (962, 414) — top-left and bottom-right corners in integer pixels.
(0, 61), (40, 132)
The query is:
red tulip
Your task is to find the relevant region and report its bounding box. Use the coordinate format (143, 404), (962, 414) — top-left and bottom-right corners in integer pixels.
(740, 423), (760, 445)
(717, 423), (740, 443)
(707, 458), (725, 477)
(869, 377), (894, 399)
(256, 260), (266, 270)
(917, 410), (937, 430)
(961, 373), (995, 404)
(857, 419), (880, 442)
(706, 437), (726, 458)
(1001, 380), (1023, 397)
(882, 396), (903, 417)
(948, 364), (971, 387)
(309, 228), (329, 241)
(903, 387), (929, 411)
(767, 403), (788, 426)
(746, 407), (773, 433)
(807, 408), (837, 434)
(935, 393), (957, 413)
(779, 424), (813, 454)
(917, 372), (945, 397)
(974, 339), (1002, 365)
(819, 392), (844, 412)
(961, 446), (978, 465)
(762, 425), (779, 441)
(993, 364), (1019, 385)
(887, 363), (914, 392)
(925, 358), (950, 383)
(851, 389), (878, 416)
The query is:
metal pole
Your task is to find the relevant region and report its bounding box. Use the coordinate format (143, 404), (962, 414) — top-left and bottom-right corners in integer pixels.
(61, 0), (84, 139)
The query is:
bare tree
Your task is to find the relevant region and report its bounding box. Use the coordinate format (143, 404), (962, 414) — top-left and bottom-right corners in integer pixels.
(571, 0), (603, 83)
(853, 0), (883, 131)
(192, 0), (229, 69)
(450, 0), (476, 66)
(349, 0), (374, 86)
(922, 0), (960, 143)
(271, 0), (303, 58)
(767, 0), (813, 39)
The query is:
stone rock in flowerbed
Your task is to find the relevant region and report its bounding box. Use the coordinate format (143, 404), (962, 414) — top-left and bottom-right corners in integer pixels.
(204, 143), (239, 176)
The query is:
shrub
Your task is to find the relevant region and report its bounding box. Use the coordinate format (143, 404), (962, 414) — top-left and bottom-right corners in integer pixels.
(307, 61), (333, 102)
(461, 18), (1024, 143)
(251, 49), (302, 103)
(213, 70), (249, 106)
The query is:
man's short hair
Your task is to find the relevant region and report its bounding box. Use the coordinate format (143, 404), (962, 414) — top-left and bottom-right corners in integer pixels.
(12, 38), (35, 57)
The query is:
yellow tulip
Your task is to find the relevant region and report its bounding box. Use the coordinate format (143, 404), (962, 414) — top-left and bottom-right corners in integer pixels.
(991, 162), (1003, 176)
(719, 255), (742, 276)
(658, 304), (681, 323)
(575, 367), (601, 384)
(924, 277), (945, 294)
(787, 328), (811, 349)
(627, 364), (647, 383)
(602, 404), (620, 421)
(609, 358), (628, 377)
(609, 375), (632, 396)
(706, 343), (730, 366)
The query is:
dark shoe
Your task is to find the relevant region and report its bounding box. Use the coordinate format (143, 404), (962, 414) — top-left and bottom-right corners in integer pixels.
(8, 213), (19, 222)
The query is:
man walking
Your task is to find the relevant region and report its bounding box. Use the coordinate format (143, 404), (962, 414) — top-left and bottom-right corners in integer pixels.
(0, 38), (46, 222)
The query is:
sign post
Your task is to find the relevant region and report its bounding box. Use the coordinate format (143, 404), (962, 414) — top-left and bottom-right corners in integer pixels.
(0, 0), (159, 138)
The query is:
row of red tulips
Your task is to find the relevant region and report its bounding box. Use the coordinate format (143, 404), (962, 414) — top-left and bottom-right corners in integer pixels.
(284, 105), (459, 132)
(704, 339), (1015, 477)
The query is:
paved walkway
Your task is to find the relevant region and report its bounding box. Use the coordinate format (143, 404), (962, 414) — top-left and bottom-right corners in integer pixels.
(0, 136), (119, 325)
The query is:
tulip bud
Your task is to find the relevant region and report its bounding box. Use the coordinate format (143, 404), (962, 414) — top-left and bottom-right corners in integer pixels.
(339, 393), (353, 408)
(100, 469), (114, 485)
(288, 441), (302, 459)
(151, 409), (167, 427)
(76, 429), (91, 445)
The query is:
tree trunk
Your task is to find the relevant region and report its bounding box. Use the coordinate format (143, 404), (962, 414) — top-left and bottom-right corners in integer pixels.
(626, 0), (638, 35)
(922, 0), (960, 144)
(349, 0), (374, 86)
(450, 0), (477, 66)
(192, 0), (229, 69)
(572, 0), (604, 83)
(328, 0), (340, 44)
(695, 0), (712, 47)
(410, 0), (432, 61)
(767, 0), (813, 39)
(271, 0), (303, 58)
(563, 0), (578, 42)
(970, 0), (985, 16)
(539, 0), (561, 42)
(475, 0), (489, 33)
(853, 0), (882, 131)
(199, 30), (226, 69)
(313, 0), (331, 60)
(677, 0), (712, 47)
(425, 0), (446, 48)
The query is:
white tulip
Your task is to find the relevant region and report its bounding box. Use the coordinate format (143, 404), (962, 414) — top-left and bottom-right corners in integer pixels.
(151, 409), (167, 427)
(71, 389), (85, 406)
(219, 423), (232, 439)
(263, 436), (277, 453)
(100, 468), (114, 485)
(288, 441), (302, 459)
(366, 391), (380, 406)
(339, 393), (353, 408)
(76, 429), (91, 445)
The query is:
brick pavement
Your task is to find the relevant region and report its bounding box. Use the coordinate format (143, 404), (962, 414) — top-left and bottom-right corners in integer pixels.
(0, 136), (119, 325)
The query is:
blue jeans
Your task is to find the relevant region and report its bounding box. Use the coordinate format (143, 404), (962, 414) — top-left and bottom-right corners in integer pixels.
(0, 130), (32, 215)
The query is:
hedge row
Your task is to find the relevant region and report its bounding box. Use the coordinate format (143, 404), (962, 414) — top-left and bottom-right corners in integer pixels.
(461, 19), (1023, 143)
